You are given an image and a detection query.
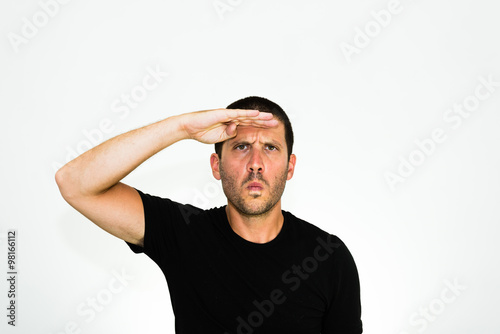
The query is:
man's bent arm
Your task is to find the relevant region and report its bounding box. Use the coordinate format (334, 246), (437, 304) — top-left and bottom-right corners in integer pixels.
(55, 109), (277, 247)
(55, 115), (187, 246)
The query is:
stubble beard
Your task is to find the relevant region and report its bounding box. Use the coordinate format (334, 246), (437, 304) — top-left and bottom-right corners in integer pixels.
(219, 163), (288, 217)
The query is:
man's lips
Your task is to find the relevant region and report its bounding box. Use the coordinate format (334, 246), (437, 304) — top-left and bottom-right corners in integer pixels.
(247, 182), (264, 191)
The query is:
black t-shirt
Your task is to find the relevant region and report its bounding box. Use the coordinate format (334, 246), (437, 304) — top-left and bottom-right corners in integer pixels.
(126, 189), (362, 334)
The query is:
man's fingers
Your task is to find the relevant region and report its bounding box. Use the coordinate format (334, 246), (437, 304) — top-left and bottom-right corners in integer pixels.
(222, 109), (275, 122)
(232, 118), (279, 128)
(217, 109), (279, 130)
(222, 118), (278, 141)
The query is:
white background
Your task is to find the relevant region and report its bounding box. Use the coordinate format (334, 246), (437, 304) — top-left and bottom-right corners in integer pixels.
(1, 0), (499, 333)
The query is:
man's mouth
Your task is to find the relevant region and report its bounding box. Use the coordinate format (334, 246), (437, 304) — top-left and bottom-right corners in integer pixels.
(247, 182), (264, 191)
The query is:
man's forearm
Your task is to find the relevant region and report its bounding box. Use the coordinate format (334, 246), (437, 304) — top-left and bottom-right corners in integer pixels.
(55, 114), (187, 199)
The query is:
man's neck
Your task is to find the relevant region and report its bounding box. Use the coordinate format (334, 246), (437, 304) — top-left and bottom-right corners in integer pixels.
(225, 201), (284, 244)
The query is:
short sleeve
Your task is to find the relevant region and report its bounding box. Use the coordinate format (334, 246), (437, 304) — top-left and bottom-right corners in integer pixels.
(321, 240), (363, 333)
(124, 189), (203, 264)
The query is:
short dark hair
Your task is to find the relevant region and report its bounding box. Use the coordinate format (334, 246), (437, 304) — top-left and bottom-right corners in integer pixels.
(215, 96), (294, 160)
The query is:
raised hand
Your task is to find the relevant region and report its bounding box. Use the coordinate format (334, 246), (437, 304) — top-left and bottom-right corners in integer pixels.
(180, 108), (279, 144)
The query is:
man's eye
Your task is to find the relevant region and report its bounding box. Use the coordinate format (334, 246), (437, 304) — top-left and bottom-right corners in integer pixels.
(235, 144), (247, 150)
(267, 145), (277, 151)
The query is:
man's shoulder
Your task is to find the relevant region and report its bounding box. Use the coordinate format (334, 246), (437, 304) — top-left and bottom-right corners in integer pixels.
(282, 210), (347, 262)
(283, 210), (341, 242)
(135, 188), (226, 224)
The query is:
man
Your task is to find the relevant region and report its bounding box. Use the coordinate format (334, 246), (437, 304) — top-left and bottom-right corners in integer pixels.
(55, 96), (362, 333)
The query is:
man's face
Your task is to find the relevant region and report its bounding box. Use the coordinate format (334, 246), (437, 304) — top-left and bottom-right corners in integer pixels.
(210, 122), (296, 216)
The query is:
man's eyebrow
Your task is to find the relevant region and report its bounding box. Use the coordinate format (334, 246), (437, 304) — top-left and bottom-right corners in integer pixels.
(228, 138), (283, 148)
(227, 138), (249, 145)
(264, 139), (283, 148)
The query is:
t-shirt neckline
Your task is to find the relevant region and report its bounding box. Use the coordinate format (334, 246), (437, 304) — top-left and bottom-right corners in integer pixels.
(219, 206), (289, 249)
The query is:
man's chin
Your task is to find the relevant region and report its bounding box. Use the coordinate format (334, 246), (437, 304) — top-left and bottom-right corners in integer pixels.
(233, 199), (277, 217)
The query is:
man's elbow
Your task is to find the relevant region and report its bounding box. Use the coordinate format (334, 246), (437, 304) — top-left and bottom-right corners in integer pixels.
(55, 166), (78, 202)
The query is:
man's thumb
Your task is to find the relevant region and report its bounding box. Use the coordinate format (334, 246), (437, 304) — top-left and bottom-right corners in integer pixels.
(225, 122), (238, 138)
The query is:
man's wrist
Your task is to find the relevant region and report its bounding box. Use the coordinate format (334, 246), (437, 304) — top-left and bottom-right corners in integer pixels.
(159, 114), (191, 145)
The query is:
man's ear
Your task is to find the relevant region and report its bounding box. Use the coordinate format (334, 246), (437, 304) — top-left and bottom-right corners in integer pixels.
(210, 153), (221, 180)
(286, 154), (296, 181)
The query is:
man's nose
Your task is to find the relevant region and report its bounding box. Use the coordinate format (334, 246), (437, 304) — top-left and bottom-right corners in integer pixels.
(247, 150), (264, 173)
